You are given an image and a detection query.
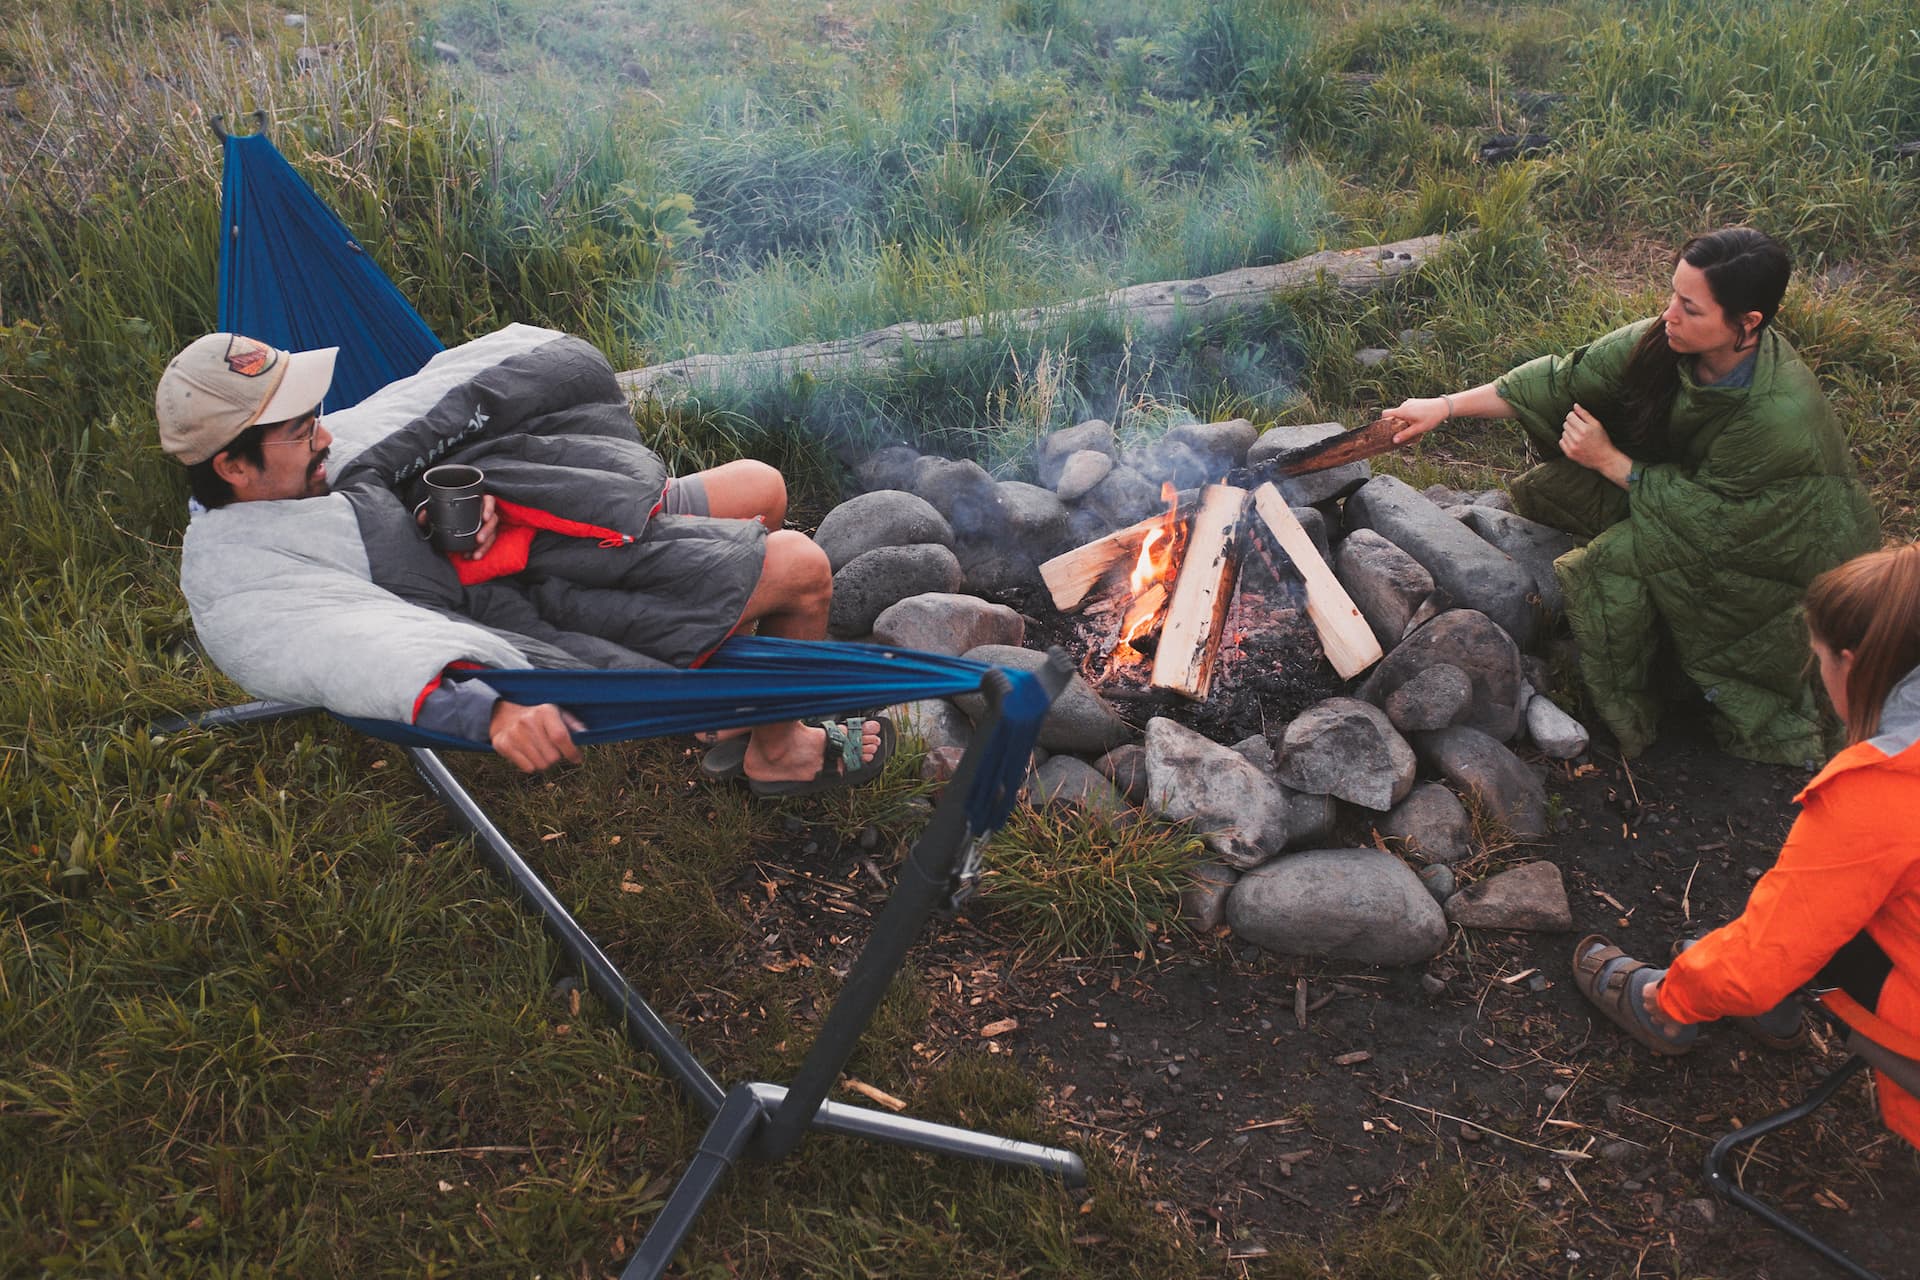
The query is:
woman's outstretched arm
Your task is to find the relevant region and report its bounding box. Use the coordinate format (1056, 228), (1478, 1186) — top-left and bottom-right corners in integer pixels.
(1385, 381), (1514, 443)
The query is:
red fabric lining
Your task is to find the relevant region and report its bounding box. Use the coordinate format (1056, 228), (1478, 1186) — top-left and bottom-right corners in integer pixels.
(450, 498), (635, 586)
(410, 674), (442, 723)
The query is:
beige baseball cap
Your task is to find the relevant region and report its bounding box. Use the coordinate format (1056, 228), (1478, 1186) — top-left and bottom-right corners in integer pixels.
(155, 333), (338, 465)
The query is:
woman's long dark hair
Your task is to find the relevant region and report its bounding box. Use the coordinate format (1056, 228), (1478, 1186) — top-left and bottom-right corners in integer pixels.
(1612, 227), (1792, 459)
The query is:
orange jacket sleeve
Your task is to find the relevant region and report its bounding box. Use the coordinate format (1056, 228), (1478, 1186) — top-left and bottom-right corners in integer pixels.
(1657, 753), (1912, 1024)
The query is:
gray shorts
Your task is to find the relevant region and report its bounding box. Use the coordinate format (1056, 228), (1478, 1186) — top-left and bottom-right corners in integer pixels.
(661, 474), (709, 516)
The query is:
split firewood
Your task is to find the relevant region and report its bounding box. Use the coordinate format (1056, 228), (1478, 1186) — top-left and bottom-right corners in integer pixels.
(1150, 484), (1247, 698)
(1249, 484), (1383, 679)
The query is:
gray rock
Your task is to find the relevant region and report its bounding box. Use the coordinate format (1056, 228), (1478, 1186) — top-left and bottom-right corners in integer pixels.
(1359, 609), (1525, 742)
(1469, 488), (1515, 513)
(912, 456), (1003, 541)
(1078, 463), (1166, 530)
(1445, 860), (1572, 931)
(1345, 475), (1537, 647)
(1227, 848), (1448, 966)
(1418, 864), (1456, 903)
(872, 592), (1024, 656)
(814, 491), (955, 571)
(1036, 419), (1116, 488)
(958, 645), (1135, 756)
(1376, 782), (1472, 864)
(1384, 663), (1473, 733)
(1525, 691), (1590, 759)
(1093, 743), (1148, 804)
(852, 444), (921, 494)
(1283, 788), (1337, 849)
(1065, 504), (1116, 547)
(995, 480), (1071, 554)
(1168, 417), (1258, 469)
(1274, 698), (1416, 812)
(1246, 422), (1372, 506)
(1123, 436), (1216, 490)
(1521, 654), (1554, 695)
(1144, 717), (1293, 868)
(1413, 725), (1549, 840)
(1398, 327), (1437, 348)
(954, 538), (1042, 596)
(1230, 734), (1276, 774)
(829, 544), (965, 637)
(887, 697), (973, 754)
(1180, 861), (1240, 932)
(1354, 346), (1393, 367)
(1459, 505), (1577, 614)
(1333, 528), (1436, 651)
(1054, 449), (1114, 502)
(1031, 756), (1130, 817)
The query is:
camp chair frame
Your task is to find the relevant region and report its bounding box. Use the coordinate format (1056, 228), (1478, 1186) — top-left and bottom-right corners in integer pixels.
(1704, 988), (1920, 1280)
(165, 659), (1087, 1279)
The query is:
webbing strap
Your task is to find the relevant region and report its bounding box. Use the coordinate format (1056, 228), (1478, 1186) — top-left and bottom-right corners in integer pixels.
(1811, 989), (1920, 1063)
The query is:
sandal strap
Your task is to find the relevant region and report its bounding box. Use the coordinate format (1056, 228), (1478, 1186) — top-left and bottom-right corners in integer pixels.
(818, 717), (862, 775)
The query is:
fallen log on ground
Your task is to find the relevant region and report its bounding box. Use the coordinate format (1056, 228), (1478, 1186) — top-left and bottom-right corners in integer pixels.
(617, 233), (1450, 398)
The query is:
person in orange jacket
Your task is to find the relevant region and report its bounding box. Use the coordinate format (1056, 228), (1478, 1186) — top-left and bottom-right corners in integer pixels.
(1572, 541), (1920, 1147)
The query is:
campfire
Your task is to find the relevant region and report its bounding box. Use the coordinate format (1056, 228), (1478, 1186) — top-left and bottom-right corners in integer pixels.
(1040, 480), (1384, 698)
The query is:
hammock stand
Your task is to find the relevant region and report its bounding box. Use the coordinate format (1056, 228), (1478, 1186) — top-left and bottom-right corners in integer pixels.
(186, 116), (1089, 1274)
(167, 645), (1086, 1279)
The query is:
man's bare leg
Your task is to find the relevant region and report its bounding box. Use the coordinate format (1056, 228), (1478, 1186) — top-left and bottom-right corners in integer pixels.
(686, 459), (789, 747)
(733, 529), (882, 784)
(684, 458), (787, 527)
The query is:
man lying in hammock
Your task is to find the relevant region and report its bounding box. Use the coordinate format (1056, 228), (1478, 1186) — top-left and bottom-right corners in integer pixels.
(156, 325), (889, 794)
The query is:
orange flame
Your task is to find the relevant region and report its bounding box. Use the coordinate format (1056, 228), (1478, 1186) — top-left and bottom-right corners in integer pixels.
(1108, 483), (1184, 667)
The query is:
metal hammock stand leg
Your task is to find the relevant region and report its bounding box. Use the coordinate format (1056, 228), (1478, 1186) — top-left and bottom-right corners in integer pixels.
(162, 663), (1087, 1279)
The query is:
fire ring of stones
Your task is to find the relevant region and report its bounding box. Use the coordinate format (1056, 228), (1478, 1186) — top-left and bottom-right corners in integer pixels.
(822, 417), (1585, 967)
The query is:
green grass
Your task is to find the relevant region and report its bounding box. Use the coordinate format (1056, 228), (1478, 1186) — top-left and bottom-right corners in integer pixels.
(2, 0), (1917, 1274)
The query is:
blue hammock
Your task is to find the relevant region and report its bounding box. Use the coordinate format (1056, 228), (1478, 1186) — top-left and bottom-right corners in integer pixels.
(217, 130), (444, 411)
(339, 636), (1049, 835)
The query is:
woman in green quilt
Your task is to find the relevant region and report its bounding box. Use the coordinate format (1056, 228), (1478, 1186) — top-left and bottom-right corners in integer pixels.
(1387, 227), (1879, 765)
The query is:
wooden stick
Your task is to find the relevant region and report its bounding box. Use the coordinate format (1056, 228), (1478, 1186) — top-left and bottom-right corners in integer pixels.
(1249, 484), (1383, 679)
(1150, 484), (1246, 698)
(1038, 500), (1186, 612)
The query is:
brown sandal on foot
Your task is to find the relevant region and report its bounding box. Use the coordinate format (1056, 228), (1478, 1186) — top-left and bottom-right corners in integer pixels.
(1571, 934), (1697, 1056)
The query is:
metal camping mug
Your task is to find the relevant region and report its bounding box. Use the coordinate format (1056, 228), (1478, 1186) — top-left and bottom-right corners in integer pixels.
(421, 464), (486, 553)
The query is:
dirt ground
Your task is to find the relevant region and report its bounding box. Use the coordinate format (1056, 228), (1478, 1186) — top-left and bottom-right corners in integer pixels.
(713, 588), (1919, 1279)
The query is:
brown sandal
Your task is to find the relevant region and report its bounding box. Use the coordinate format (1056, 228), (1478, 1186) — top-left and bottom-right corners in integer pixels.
(1571, 934), (1697, 1056)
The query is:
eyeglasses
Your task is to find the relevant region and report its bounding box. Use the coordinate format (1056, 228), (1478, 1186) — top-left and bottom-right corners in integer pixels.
(259, 411), (323, 450)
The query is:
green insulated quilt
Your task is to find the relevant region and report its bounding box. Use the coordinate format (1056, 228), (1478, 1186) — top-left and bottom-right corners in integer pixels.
(1495, 318), (1878, 765)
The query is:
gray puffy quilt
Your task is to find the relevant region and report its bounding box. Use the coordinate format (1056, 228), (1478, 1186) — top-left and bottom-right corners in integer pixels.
(180, 325), (764, 724)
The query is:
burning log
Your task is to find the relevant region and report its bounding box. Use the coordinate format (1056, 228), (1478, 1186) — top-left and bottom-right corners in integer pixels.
(1038, 497), (1193, 612)
(1249, 484), (1382, 679)
(1150, 484), (1247, 699)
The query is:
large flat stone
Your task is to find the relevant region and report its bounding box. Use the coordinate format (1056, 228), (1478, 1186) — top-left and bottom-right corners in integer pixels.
(1445, 860), (1572, 931)
(1345, 474), (1536, 647)
(1226, 848), (1448, 966)
(1144, 716), (1292, 868)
